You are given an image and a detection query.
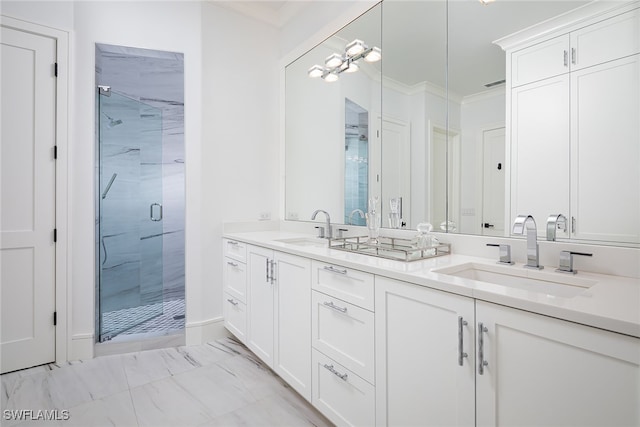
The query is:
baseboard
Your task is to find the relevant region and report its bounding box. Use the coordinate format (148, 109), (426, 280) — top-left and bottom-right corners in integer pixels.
(185, 316), (229, 346)
(70, 333), (94, 361)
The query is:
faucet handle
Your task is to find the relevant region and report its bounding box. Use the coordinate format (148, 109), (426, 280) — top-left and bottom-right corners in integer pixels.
(336, 228), (348, 239)
(486, 243), (514, 265)
(556, 250), (592, 274)
(314, 226), (325, 239)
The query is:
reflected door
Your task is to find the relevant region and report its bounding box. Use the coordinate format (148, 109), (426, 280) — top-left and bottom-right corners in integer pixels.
(98, 90), (164, 341)
(481, 127), (506, 237)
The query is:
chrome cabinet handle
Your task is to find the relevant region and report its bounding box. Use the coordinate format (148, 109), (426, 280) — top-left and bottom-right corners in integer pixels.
(323, 364), (348, 381)
(571, 47), (576, 64)
(478, 322), (489, 375)
(227, 261), (238, 267)
(458, 316), (469, 366)
(323, 301), (347, 314)
(227, 298), (238, 306)
(265, 258), (270, 282)
(270, 259), (276, 284)
(563, 50), (568, 67)
(323, 265), (347, 275)
(227, 241), (238, 245)
(150, 203), (163, 221)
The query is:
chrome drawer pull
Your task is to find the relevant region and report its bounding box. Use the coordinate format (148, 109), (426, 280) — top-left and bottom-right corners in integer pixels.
(458, 316), (468, 366)
(227, 298), (238, 306)
(323, 364), (348, 381)
(227, 261), (238, 267)
(323, 265), (347, 275)
(323, 301), (347, 314)
(478, 322), (489, 375)
(227, 241), (238, 245)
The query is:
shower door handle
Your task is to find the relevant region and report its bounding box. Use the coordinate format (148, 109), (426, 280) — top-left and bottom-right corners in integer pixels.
(150, 203), (163, 221)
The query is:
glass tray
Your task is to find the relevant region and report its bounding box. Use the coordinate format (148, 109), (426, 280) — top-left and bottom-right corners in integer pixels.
(329, 235), (450, 262)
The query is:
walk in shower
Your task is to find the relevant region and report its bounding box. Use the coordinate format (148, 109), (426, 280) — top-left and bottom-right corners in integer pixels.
(96, 44), (185, 343)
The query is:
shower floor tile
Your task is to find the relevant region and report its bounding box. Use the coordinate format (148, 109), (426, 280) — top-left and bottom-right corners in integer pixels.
(102, 298), (185, 341)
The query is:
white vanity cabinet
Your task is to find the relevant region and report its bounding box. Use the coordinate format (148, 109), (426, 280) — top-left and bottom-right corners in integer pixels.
(476, 301), (640, 426)
(375, 276), (476, 427)
(246, 245), (312, 401)
(311, 260), (376, 426)
(222, 239), (248, 343)
(375, 277), (640, 427)
(506, 6), (640, 242)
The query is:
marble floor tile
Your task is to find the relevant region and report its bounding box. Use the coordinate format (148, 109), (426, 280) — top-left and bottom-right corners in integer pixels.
(205, 393), (331, 427)
(65, 390), (138, 427)
(2, 338), (333, 427)
(130, 376), (212, 427)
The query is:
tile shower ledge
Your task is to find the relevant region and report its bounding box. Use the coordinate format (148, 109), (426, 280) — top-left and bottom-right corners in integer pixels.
(223, 230), (640, 339)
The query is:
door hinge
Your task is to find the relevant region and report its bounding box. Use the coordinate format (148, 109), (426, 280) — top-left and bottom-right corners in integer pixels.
(54, 145), (58, 159)
(54, 63), (58, 77)
(53, 229), (57, 242)
(53, 312), (57, 326)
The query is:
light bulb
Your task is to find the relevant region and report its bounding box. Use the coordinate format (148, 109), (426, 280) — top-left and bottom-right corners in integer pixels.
(325, 53), (343, 68)
(364, 46), (382, 63)
(343, 61), (359, 73)
(308, 65), (324, 78)
(345, 39), (365, 56)
(323, 72), (339, 83)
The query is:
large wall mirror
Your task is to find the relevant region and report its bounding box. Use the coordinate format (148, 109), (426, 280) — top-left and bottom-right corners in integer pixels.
(285, 0), (639, 247)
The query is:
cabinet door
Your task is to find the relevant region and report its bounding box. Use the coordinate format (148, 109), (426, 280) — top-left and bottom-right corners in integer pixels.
(511, 35), (569, 87)
(570, 54), (640, 243)
(510, 74), (570, 235)
(571, 8), (640, 71)
(247, 245), (274, 367)
(375, 277), (475, 427)
(476, 301), (640, 427)
(274, 252), (312, 401)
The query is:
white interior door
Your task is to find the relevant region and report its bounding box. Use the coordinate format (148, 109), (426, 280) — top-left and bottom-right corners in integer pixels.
(1, 26), (57, 373)
(381, 118), (410, 227)
(481, 127), (506, 237)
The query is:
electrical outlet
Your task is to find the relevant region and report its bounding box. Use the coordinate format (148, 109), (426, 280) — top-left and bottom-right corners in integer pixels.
(259, 211), (271, 221)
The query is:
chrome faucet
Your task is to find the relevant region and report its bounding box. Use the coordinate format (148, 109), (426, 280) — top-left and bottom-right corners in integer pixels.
(546, 214), (567, 241)
(311, 209), (332, 239)
(348, 209), (365, 225)
(512, 215), (543, 270)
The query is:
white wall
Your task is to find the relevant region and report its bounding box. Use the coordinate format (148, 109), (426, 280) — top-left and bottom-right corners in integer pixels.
(201, 2), (280, 338)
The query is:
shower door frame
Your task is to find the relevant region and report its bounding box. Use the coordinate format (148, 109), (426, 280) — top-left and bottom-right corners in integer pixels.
(96, 87), (165, 342)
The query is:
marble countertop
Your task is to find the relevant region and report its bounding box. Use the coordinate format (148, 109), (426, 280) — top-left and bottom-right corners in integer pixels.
(223, 231), (640, 338)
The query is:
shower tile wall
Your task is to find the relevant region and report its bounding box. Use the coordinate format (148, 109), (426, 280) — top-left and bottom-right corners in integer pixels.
(96, 45), (185, 323)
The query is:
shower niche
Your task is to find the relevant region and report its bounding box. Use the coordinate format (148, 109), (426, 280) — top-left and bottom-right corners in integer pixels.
(95, 44), (185, 342)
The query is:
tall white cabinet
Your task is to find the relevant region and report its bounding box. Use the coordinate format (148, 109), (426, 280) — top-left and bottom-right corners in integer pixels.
(503, 5), (640, 243)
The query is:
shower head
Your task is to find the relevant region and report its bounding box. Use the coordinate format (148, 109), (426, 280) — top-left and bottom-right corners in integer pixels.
(101, 112), (123, 128)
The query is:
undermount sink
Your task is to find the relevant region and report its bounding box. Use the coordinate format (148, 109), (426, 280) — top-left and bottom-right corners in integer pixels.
(432, 262), (597, 298)
(275, 237), (328, 248)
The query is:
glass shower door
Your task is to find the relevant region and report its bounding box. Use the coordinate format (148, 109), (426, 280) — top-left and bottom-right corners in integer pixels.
(98, 90), (164, 341)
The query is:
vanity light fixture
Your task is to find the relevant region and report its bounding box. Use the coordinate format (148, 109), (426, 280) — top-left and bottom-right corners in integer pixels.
(308, 38), (381, 82)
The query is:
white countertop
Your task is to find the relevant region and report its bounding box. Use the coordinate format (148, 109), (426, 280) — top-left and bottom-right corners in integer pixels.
(223, 230), (640, 338)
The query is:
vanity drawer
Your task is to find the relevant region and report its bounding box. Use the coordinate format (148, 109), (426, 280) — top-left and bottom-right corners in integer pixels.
(312, 349), (375, 427)
(223, 292), (246, 344)
(311, 261), (374, 311)
(312, 290), (375, 384)
(223, 239), (247, 263)
(223, 257), (246, 303)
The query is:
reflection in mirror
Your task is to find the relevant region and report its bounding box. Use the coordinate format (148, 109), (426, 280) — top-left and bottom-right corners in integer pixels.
(285, 3), (382, 224)
(344, 99), (369, 226)
(448, 0), (592, 236)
